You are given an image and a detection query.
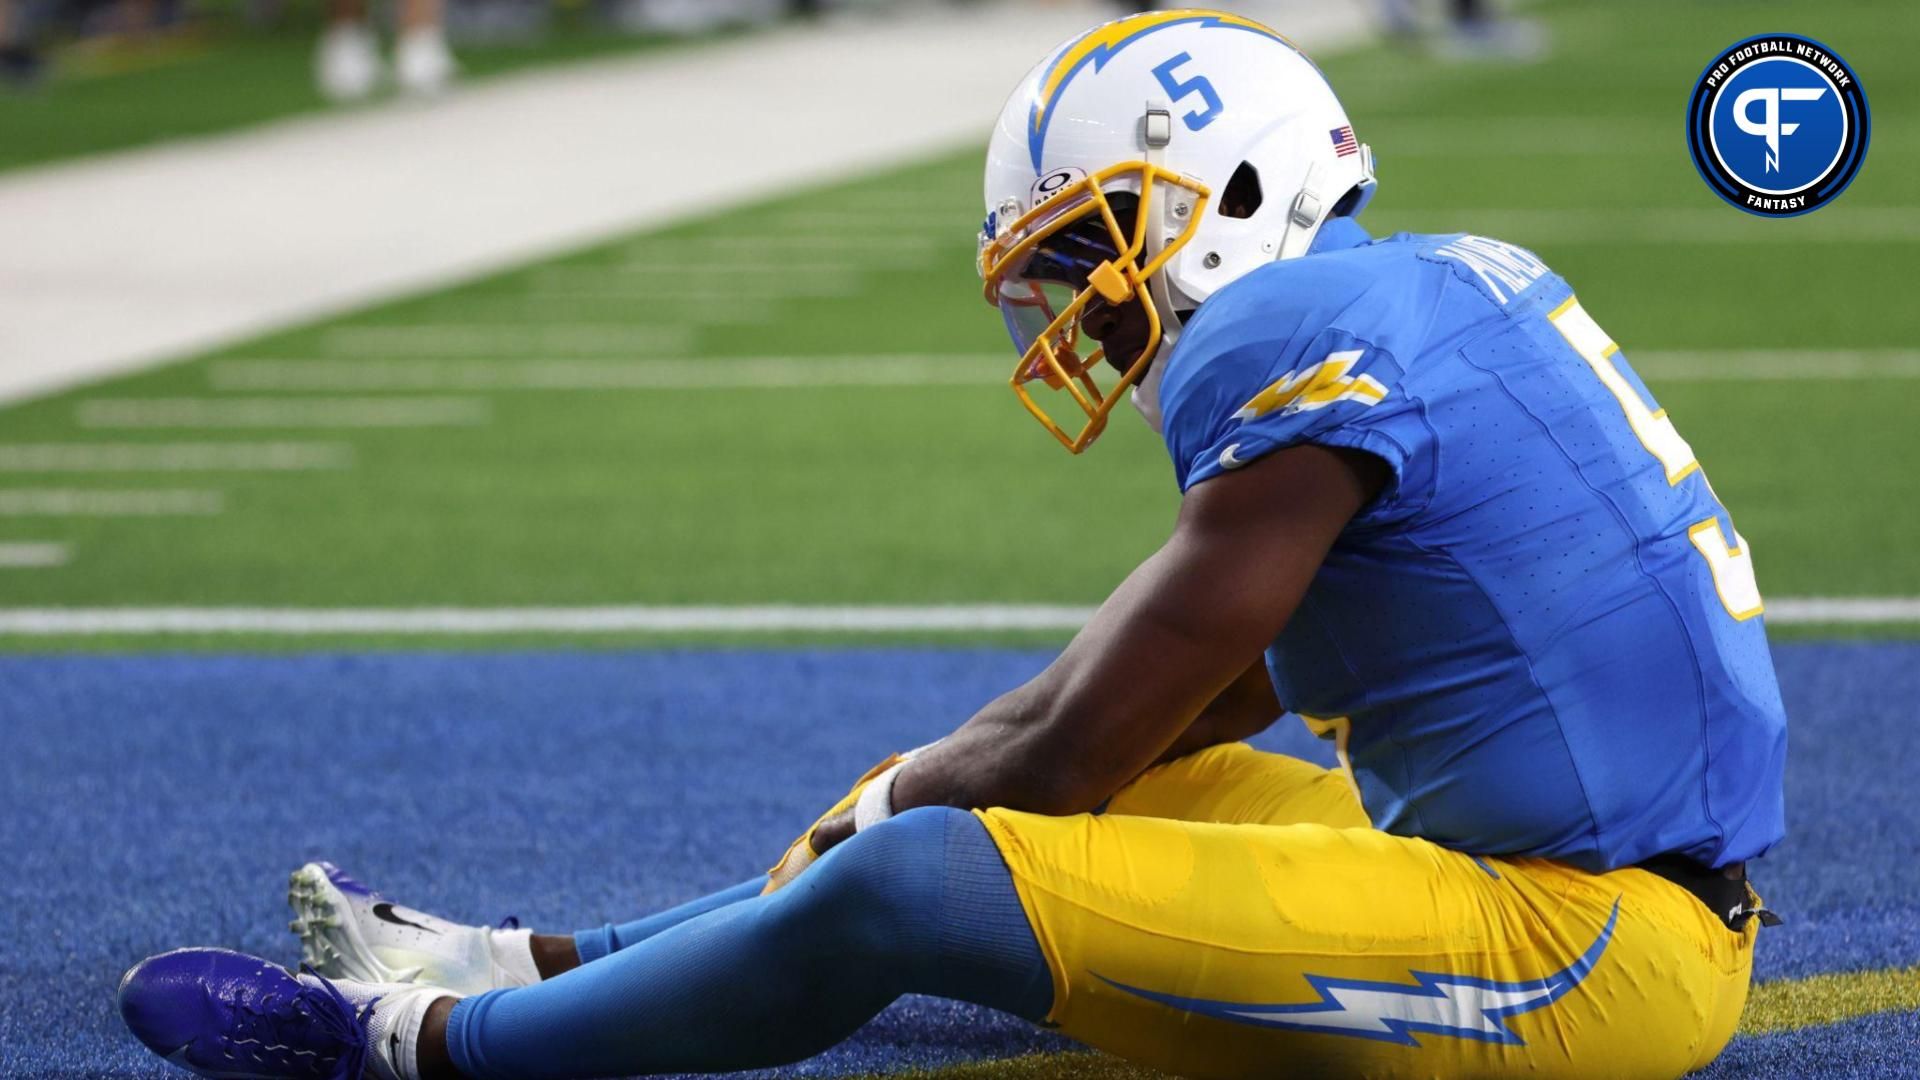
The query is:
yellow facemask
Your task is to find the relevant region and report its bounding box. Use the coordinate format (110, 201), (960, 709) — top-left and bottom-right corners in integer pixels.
(978, 161), (1211, 454)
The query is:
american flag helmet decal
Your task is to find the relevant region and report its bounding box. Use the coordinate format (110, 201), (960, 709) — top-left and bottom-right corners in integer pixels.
(1330, 125), (1358, 157)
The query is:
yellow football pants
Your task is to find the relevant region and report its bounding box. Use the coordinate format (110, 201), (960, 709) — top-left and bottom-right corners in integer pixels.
(976, 743), (1756, 1079)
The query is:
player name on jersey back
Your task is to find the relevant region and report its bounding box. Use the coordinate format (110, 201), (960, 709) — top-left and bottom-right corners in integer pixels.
(1431, 235), (1551, 306)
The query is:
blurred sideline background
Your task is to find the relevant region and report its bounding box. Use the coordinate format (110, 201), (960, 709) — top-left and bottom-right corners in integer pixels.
(2, 1), (1918, 1077)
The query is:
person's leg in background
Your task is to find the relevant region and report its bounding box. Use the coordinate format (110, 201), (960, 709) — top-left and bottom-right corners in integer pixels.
(316, 0), (381, 101)
(394, 0), (455, 96)
(0, 0), (46, 88)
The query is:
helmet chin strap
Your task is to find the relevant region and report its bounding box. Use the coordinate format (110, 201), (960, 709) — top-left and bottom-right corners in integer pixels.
(1131, 103), (1180, 434)
(1130, 339), (1171, 433)
(1276, 160), (1328, 262)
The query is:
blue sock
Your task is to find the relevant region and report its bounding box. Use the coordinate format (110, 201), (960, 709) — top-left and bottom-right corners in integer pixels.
(446, 807), (1051, 1079)
(571, 877), (764, 964)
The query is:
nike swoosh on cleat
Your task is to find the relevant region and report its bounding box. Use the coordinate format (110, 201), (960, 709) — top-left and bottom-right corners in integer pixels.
(372, 902), (442, 935)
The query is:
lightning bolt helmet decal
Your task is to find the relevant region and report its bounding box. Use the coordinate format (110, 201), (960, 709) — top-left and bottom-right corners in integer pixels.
(1026, 11), (1301, 172)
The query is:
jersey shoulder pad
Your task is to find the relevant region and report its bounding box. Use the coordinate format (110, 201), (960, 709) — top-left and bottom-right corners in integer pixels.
(1158, 255), (1423, 492)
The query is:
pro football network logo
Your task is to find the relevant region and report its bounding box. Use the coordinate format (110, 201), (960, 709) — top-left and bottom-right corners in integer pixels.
(1686, 34), (1869, 217)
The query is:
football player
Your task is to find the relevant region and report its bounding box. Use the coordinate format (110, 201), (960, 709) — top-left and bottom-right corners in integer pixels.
(119, 10), (1785, 1079)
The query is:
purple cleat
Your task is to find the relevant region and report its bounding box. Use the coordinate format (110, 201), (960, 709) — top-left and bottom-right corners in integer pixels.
(118, 948), (373, 1078)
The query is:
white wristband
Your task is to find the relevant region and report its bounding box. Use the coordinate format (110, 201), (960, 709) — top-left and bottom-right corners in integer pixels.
(853, 759), (906, 832)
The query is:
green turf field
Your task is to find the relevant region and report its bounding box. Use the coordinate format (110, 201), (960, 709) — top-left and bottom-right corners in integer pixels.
(0, 0), (1914, 649)
(0, 16), (717, 173)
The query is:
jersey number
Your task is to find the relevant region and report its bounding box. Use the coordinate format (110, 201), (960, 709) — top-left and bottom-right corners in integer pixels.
(1549, 297), (1764, 621)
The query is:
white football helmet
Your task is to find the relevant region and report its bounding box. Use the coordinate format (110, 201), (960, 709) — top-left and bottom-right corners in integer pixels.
(978, 10), (1376, 452)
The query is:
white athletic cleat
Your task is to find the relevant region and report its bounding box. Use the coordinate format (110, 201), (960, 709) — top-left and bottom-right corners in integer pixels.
(289, 862), (536, 996)
(316, 22), (383, 103)
(395, 28), (458, 97)
(330, 973), (452, 1080)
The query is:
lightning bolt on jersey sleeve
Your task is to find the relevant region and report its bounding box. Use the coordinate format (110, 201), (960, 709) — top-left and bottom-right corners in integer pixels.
(1157, 219), (1439, 523)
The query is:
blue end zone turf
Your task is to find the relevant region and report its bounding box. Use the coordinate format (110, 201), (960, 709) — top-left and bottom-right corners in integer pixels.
(1, 644), (1914, 1077)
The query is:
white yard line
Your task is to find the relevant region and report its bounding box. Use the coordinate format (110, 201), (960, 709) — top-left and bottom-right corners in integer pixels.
(521, 281), (860, 301)
(203, 350), (1911, 394)
(664, 235), (954, 254)
(0, 605), (1096, 634)
(530, 263), (862, 284)
(809, 191), (975, 214)
(0, 543), (70, 569)
(768, 210), (969, 233)
(322, 325), (695, 357)
(0, 598), (1910, 634)
(1423, 208), (1920, 245)
(401, 300), (774, 326)
(1377, 120), (1664, 157)
(0, 490), (225, 516)
(76, 397), (492, 429)
(1633, 350), (1920, 381)
(0, 443), (353, 472)
(1766, 598), (1920, 624)
(0, 1), (1372, 408)
(207, 356), (1005, 392)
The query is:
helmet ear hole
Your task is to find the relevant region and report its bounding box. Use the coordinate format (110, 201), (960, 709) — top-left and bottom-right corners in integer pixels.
(1331, 183), (1367, 219)
(1219, 161), (1263, 219)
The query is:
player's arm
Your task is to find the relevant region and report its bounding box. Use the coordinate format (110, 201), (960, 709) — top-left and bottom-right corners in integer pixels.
(814, 443), (1384, 851)
(1151, 656), (1284, 767)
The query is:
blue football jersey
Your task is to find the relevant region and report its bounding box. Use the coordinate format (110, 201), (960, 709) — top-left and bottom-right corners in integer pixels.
(1158, 217), (1787, 872)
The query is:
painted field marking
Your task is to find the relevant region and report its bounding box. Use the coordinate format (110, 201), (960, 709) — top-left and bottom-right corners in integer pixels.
(1375, 119), (1666, 158)
(1632, 350), (1920, 381)
(322, 325), (694, 357)
(669, 234), (950, 254)
(404, 298), (774, 326)
(1415, 208), (1920, 245)
(0, 543), (69, 569)
(0, 598), (1912, 635)
(521, 280), (861, 302)
(1739, 962), (1920, 1036)
(0, 605), (1095, 635)
(0, 443), (353, 472)
(206, 356), (1006, 392)
(531, 262), (863, 284)
(76, 397), (491, 430)
(0, 490), (224, 516)
(1766, 598), (1920, 623)
(203, 350), (1909, 394)
(811, 194), (972, 215)
(768, 210), (971, 233)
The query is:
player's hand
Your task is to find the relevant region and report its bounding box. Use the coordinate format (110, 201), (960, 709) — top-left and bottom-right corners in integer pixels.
(763, 752), (907, 894)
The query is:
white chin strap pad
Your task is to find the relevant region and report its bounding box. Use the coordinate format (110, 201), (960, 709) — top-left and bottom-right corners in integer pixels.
(1277, 160), (1328, 262)
(1129, 323), (1175, 434)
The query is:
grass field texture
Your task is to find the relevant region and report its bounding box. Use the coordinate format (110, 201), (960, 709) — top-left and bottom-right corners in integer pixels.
(1, 0), (1915, 649)
(0, 12), (718, 173)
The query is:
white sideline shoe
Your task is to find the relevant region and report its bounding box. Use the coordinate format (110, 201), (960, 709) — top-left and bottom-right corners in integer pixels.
(316, 23), (383, 102)
(395, 29), (458, 97)
(289, 862), (534, 996)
